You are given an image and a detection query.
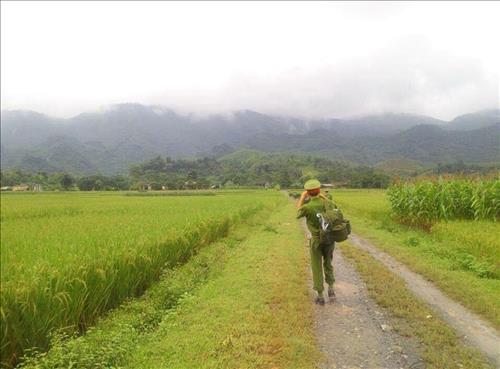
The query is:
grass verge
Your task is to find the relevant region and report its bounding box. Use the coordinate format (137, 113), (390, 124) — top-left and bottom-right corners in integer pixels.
(121, 201), (319, 369)
(340, 241), (494, 369)
(333, 189), (500, 329)
(20, 201), (319, 369)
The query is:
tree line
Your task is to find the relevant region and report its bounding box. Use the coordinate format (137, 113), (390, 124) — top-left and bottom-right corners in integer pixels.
(0, 170), (130, 191)
(0, 151), (393, 190)
(5, 151), (497, 192)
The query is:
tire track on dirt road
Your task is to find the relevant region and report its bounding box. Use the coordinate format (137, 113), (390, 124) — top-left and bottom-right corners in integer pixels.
(349, 233), (500, 366)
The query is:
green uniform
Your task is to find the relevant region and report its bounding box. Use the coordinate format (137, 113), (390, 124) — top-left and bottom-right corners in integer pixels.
(297, 196), (335, 293)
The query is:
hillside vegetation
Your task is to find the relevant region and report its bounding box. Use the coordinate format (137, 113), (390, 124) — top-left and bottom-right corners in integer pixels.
(129, 150), (391, 189)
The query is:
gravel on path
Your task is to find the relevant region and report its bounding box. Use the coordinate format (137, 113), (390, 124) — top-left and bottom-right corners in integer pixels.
(301, 221), (425, 369)
(312, 247), (425, 369)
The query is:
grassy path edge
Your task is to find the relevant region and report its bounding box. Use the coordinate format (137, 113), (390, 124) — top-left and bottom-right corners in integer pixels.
(340, 241), (495, 369)
(333, 190), (499, 330)
(348, 233), (500, 365)
(20, 200), (320, 369)
(120, 200), (320, 369)
(17, 204), (273, 368)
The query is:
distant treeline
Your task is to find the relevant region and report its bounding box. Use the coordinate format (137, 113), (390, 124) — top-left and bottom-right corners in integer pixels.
(1, 151), (497, 191)
(0, 171), (130, 191)
(434, 161), (500, 175)
(1, 154), (389, 190)
(128, 152), (391, 189)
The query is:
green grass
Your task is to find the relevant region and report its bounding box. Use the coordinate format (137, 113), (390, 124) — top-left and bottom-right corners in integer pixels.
(19, 200), (319, 369)
(333, 189), (500, 328)
(0, 190), (282, 367)
(340, 242), (493, 369)
(124, 190), (216, 196)
(122, 200), (319, 369)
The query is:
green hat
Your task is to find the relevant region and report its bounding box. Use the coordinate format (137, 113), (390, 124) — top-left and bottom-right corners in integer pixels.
(304, 179), (321, 190)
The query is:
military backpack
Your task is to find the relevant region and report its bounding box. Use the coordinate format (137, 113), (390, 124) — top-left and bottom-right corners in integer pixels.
(316, 199), (351, 244)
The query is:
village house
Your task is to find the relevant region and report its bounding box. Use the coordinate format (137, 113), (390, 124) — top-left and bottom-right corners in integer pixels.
(12, 184), (30, 191)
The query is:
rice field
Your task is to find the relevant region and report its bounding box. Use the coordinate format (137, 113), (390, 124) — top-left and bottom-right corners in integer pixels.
(0, 190), (282, 367)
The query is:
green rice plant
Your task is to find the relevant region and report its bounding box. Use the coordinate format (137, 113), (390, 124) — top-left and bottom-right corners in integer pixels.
(387, 178), (500, 226)
(0, 190), (282, 367)
(124, 191), (216, 197)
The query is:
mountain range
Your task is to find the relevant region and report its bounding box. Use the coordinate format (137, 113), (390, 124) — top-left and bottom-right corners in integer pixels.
(1, 104), (499, 174)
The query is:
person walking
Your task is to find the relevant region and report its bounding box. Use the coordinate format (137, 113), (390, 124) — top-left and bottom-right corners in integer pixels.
(297, 179), (336, 305)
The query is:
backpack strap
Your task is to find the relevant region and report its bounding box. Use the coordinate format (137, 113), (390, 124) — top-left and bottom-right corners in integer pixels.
(320, 197), (338, 210)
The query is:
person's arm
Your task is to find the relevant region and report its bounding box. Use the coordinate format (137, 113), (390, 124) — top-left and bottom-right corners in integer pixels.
(296, 191), (308, 209)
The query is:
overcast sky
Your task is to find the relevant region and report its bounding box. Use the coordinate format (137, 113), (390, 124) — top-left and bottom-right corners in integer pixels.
(1, 1), (499, 120)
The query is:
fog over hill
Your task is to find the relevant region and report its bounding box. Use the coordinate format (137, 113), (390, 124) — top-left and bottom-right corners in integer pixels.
(1, 104), (499, 174)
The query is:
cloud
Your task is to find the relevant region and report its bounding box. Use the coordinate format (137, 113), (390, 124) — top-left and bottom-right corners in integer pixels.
(1, 2), (499, 120)
(149, 37), (498, 120)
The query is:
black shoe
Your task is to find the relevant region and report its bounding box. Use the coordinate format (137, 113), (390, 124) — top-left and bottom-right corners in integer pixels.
(328, 287), (335, 298)
(315, 296), (325, 305)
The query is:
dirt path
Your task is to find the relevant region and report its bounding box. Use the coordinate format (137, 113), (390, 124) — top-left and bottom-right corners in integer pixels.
(301, 222), (425, 369)
(313, 248), (425, 369)
(349, 233), (500, 366)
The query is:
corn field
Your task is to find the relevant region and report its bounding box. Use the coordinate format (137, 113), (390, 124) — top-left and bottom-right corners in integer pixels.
(0, 191), (281, 368)
(387, 178), (500, 225)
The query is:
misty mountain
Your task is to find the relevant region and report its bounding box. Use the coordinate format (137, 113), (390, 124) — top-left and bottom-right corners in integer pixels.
(448, 109), (500, 131)
(1, 104), (499, 174)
